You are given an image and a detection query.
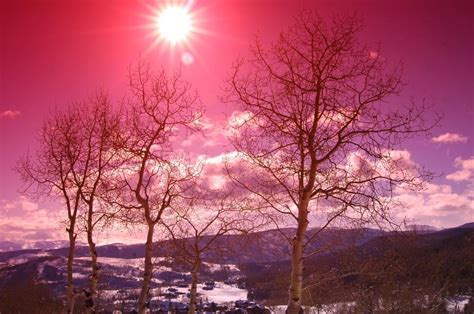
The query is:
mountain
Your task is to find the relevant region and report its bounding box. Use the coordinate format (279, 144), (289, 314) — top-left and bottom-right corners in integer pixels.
(0, 225), (392, 293)
(24, 240), (72, 250)
(242, 223), (474, 307)
(0, 241), (23, 252)
(47, 226), (383, 264)
(0, 223), (472, 312)
(405, 224), (440, 232)
(456, 222), (474, 229)
(0, 240), (84, 252)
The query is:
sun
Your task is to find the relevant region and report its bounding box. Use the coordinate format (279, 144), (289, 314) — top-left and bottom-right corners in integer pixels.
(157, 5), (192, 45)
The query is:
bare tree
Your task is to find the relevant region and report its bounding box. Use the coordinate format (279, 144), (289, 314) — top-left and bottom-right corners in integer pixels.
(115, 63), (203, 314)
(72, 92), (122, 312)
(162, 184), (258, 314)
(17, 106), (83, 313)
(223, 12), (438, 313)
(18, 93), (120, 313)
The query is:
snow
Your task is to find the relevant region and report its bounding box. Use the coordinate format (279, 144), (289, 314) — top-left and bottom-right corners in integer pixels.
(72, 272), (88, 279)
(75, 256), (166, 270)
(6, 252), (50, 265)
(76, 256), (142, 268)
(101, 288), (150, 304)
(203, 262), (240, 273)
(270, 297), (472, 313)
(446, 295), (471, 312)
(196, 282), (247, 303)
(269, 303), (356, 314)
(147, 282), (247, 305)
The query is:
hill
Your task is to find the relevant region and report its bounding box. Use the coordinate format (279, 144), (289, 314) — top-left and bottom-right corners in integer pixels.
(0, 223), (472, 312)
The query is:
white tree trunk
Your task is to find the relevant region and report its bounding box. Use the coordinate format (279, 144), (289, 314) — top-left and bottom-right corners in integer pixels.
(188, 258), (200, 314)
(287, 199), (309, 314)
(138, 223), (155, 314)
(87, 228), (99, 313)
(66, 225), (77, 314)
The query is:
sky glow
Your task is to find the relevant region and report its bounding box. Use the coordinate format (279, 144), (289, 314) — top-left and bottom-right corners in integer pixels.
(0, 0), (472, 245)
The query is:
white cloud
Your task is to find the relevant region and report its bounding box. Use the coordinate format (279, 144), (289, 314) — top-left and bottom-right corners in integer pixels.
(455, 156), (474, 170)
(390, 154), (473, 228)
(191, 115), (214, 130)
(203, 151), (242, 165)
(446, 156), (474, 182)
(432, 132), (468, 144)
(1, 196), (39, 213)
(178, 115), (232, 150)
(228, 110), (254, 128)
(208, 174), (227, 190)
(0, 198), (62, 243)
(446, 170), (471, 182)
(0, 110), (21, 119)
(394, 184), (474, 228)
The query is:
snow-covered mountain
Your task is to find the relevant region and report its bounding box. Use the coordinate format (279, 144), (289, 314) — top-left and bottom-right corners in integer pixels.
(0, 240), (87, 252)
(405, 224), (440, 232)
(0, 241), (23, 252)
(0, 223), (472, 312)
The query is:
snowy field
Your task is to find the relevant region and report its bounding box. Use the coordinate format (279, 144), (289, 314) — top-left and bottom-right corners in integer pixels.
(90, 257), (246, 304)
(446, 295), (471, 312)
(75, 256), (169, 270)
(194, 282), (247, 303)
(203, 262), (240, 273)
(269, 297), (472, 314)
(268, 304), (357, 314)
(5, 251), (50, 265)
(149, 282), (247, 304)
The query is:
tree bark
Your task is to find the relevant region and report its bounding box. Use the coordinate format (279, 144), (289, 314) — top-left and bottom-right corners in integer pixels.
(287, 198), (309, 314)
(87, 225), (99, 313)
(188, 257), (201, 314)
(138, 223), (155, 314)
(66, 223), (77, 314)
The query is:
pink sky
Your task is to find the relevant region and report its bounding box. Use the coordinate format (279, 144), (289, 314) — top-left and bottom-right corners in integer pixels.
(1, 0), (473, 244)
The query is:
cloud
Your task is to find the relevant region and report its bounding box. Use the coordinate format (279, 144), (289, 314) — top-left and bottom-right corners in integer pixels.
(446, 156), (474, 182)
(196, 151), (241, 190)
(0, 110), (21, 119)
(179, 115), (231, 150)
(1, 196), (39, 214)
(180, 132), (211, 148)
(387, 154), (474, 228)
(394, 182), (474, 228)
(178, 111), (259, 151)
(228, 110), (254, 128)
(0, 197), (150, 245)
(431, 132), (468, 144)
(446, 170), (471, 182)
(191, 115), (214, 130)
(0, 198), (62, 243)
